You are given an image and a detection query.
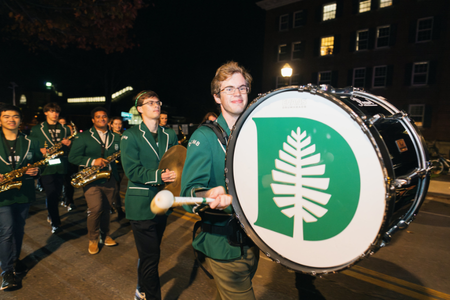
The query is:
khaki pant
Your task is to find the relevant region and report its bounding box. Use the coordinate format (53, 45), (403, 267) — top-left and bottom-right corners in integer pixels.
(206, 245), (260, 300)
(83, 178), (117, 240)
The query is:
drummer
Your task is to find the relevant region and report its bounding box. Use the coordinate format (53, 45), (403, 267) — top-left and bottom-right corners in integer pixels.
(120, 90), (178, 300)
(181, 61), (259, 300)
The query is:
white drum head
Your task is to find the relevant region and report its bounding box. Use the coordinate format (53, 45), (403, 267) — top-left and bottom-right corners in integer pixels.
(227, 88), (389, 272)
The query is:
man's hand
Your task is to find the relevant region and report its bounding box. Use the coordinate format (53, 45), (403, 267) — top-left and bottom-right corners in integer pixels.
(197, 186), (232, 210)
(40, 148), (47, 155)
(93, 158), (109, 168)
(61, 138), (71, 147)
(0, 174), (4, 183)
(161, 169), (176, 183)
(25, 166), (39, 177)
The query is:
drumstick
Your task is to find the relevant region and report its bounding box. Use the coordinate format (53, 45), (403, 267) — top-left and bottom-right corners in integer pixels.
(151, 190), (214, 214)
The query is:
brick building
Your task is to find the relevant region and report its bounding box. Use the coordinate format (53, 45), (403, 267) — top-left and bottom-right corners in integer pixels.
(256, 0), (449, 146)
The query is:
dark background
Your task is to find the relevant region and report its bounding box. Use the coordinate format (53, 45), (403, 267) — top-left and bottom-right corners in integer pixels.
(0, 0), (266, 127)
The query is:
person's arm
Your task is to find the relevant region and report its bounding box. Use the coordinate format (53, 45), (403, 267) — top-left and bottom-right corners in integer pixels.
(120, 132), (165, 185)
(68, 136), (98, 167)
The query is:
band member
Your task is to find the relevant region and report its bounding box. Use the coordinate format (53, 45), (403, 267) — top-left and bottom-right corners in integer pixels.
(30, 103), (72, 234)
(181, 61), (259, 299)
(108, 116), (125, 220)
(68, 107), (120, 255)
(120, 91), (177, 300)
(0, 105), (41, 290)
(159, 110), (168, 128)
(58, 117), (76, 211)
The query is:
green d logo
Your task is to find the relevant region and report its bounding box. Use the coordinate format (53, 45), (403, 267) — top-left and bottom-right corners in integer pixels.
(253, 117), (360, 241)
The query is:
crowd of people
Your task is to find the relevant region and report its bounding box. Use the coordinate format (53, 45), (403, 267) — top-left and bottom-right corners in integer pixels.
(0, 61), (259, 300)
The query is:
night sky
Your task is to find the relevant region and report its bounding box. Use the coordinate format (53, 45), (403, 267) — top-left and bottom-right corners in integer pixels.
(0, 0), (266, 124)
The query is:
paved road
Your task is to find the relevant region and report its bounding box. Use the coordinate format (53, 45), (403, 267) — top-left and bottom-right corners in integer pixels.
(2, 177), (450, 300)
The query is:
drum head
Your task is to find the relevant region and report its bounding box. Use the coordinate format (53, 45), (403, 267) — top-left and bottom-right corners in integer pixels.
(226, 87), (391, 274)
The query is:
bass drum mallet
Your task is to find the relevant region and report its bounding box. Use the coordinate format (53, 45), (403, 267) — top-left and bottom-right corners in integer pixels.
(151, 190), (214, 214)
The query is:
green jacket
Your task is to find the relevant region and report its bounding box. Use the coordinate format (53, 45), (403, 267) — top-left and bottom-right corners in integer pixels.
(68, 127), (121, 188)
(180, 114), (241, 260)
(121, 123), (178, 221)
(29, 121), (71, 175)
(0, 133), (43, 207)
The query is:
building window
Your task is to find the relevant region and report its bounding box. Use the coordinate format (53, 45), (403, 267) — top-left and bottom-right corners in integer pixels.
(278, 44), (288, 61)
(379, 0), (392, 8)
(279, 14), (289, 31)
(292, 42), (303, 60)
(320, 36), (334, 56)
(323, 3), (337, 21)
(408, 104), (425, 127)
(412, 62), (429, 86)
(373, 66), (387, 88)
(318, 71), (332, 85)
(376, 25), (390, 48)
(416, 17), (433, 42)
(356, 29), (369, 51)
(353, 68), (366, 88)
(359, 0), (371, 13)
(293, 10), (305, 28)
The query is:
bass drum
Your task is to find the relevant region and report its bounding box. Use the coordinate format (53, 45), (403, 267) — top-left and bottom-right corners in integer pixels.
(225, 85), (430, 274)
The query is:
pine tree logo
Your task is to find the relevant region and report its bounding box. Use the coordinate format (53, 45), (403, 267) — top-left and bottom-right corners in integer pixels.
(271, 127), (331, 240)
(253, 117), (360, 240)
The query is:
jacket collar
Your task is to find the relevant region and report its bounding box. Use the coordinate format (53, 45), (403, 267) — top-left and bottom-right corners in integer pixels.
(89, 127), (114, 149)
(0, 132), (32, 170)
(40, 121), (68, 146)
(138, 122), (169, 160)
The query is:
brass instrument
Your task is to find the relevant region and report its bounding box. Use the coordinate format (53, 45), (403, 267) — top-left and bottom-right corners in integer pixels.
(0, 151), (64, 193)
(46, 122), (78, 157)
(71, 151), (121, 188)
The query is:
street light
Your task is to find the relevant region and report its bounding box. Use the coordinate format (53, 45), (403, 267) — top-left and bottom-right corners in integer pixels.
(281, 63), (293, 86)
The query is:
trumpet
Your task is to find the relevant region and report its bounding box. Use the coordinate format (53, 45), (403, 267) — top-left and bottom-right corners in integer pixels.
(0, 151), (64, 193)
(46, 122), (78, 157)
(71, 151), (121, 188)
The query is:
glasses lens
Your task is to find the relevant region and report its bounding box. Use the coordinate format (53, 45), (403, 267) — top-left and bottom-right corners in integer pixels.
(238, 86), (248, 94)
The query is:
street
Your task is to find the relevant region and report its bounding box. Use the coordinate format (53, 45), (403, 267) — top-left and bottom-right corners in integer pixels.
(2, 176), (450, 300)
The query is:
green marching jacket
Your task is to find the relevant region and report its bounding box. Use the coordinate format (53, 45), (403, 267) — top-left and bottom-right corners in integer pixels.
(29, 121), (71, 176)
(0, 133), (43, 207)
(180, 114), (242, 261)
(120, 122), (177, 221)
(68, 127), (121, 188)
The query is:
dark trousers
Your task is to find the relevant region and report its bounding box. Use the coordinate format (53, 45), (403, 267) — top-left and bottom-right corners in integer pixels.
(0, 203), (29, 274)
(62, 173), (75, 205)
(130, 215), (168, 300)
(83, 178), (117, 241)
(41, 174), (64, 227)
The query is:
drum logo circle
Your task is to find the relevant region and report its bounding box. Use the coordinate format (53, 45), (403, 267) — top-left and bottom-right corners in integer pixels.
(253, 117), (360, 241)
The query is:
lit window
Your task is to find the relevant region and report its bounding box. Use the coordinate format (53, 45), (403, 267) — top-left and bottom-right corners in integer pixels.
(292, 42), (303, 60)
(376, 25), (390, 48)
(320, 36), (334, 56)
(278, 44), (288, 61)
(412, 62), (429, 86)
(408, 104), (425, 127)
(353, 68), (366, 88)
(380, 0), (392, 8)
(293, 11), (305, 28)
(318, 71), (332, 85)
(279, 14), (289, 31)
(323, 3), (337, 21)
(416, 17), (433, 42)
(356, 29), (369, 51)
(359, 0), (371, 13)
(373, 66), (387, 88)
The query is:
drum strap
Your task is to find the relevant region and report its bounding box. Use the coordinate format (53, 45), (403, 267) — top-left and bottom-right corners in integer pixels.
(201, 120), (228, 145)
(193, 221), (214, 279)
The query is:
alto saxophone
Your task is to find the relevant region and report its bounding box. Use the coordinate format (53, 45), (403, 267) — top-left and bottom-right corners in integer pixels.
(71, 151), (121, 188)
(0, 151), (64, 193)
(46, 122), (78, 157)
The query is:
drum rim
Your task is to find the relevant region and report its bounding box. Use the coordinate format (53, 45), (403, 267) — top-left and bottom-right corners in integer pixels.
(225, 85), (394, 274)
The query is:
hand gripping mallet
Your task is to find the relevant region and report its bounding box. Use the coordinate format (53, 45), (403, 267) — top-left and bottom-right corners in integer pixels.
(151, 190), (215, 214)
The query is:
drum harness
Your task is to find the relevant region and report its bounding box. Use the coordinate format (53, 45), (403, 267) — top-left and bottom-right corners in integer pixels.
(191, 120), (254, 279)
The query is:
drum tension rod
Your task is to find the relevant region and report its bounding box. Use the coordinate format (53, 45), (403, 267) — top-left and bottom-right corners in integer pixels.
(367, 112), (406, 125)
(393, 168), (427, 188)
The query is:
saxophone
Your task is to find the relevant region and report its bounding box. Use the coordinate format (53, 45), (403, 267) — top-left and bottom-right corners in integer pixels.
(71, 151), (121, 188)
(0, 151), (64, 193)
(46, 122), (78, 157)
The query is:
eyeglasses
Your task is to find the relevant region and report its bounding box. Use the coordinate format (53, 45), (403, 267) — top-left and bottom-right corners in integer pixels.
(219, 85), (249, 95)
(141, 100), (162, 107)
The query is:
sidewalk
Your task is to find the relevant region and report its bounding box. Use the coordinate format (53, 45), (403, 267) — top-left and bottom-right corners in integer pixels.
(427, 174), (450, 197)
